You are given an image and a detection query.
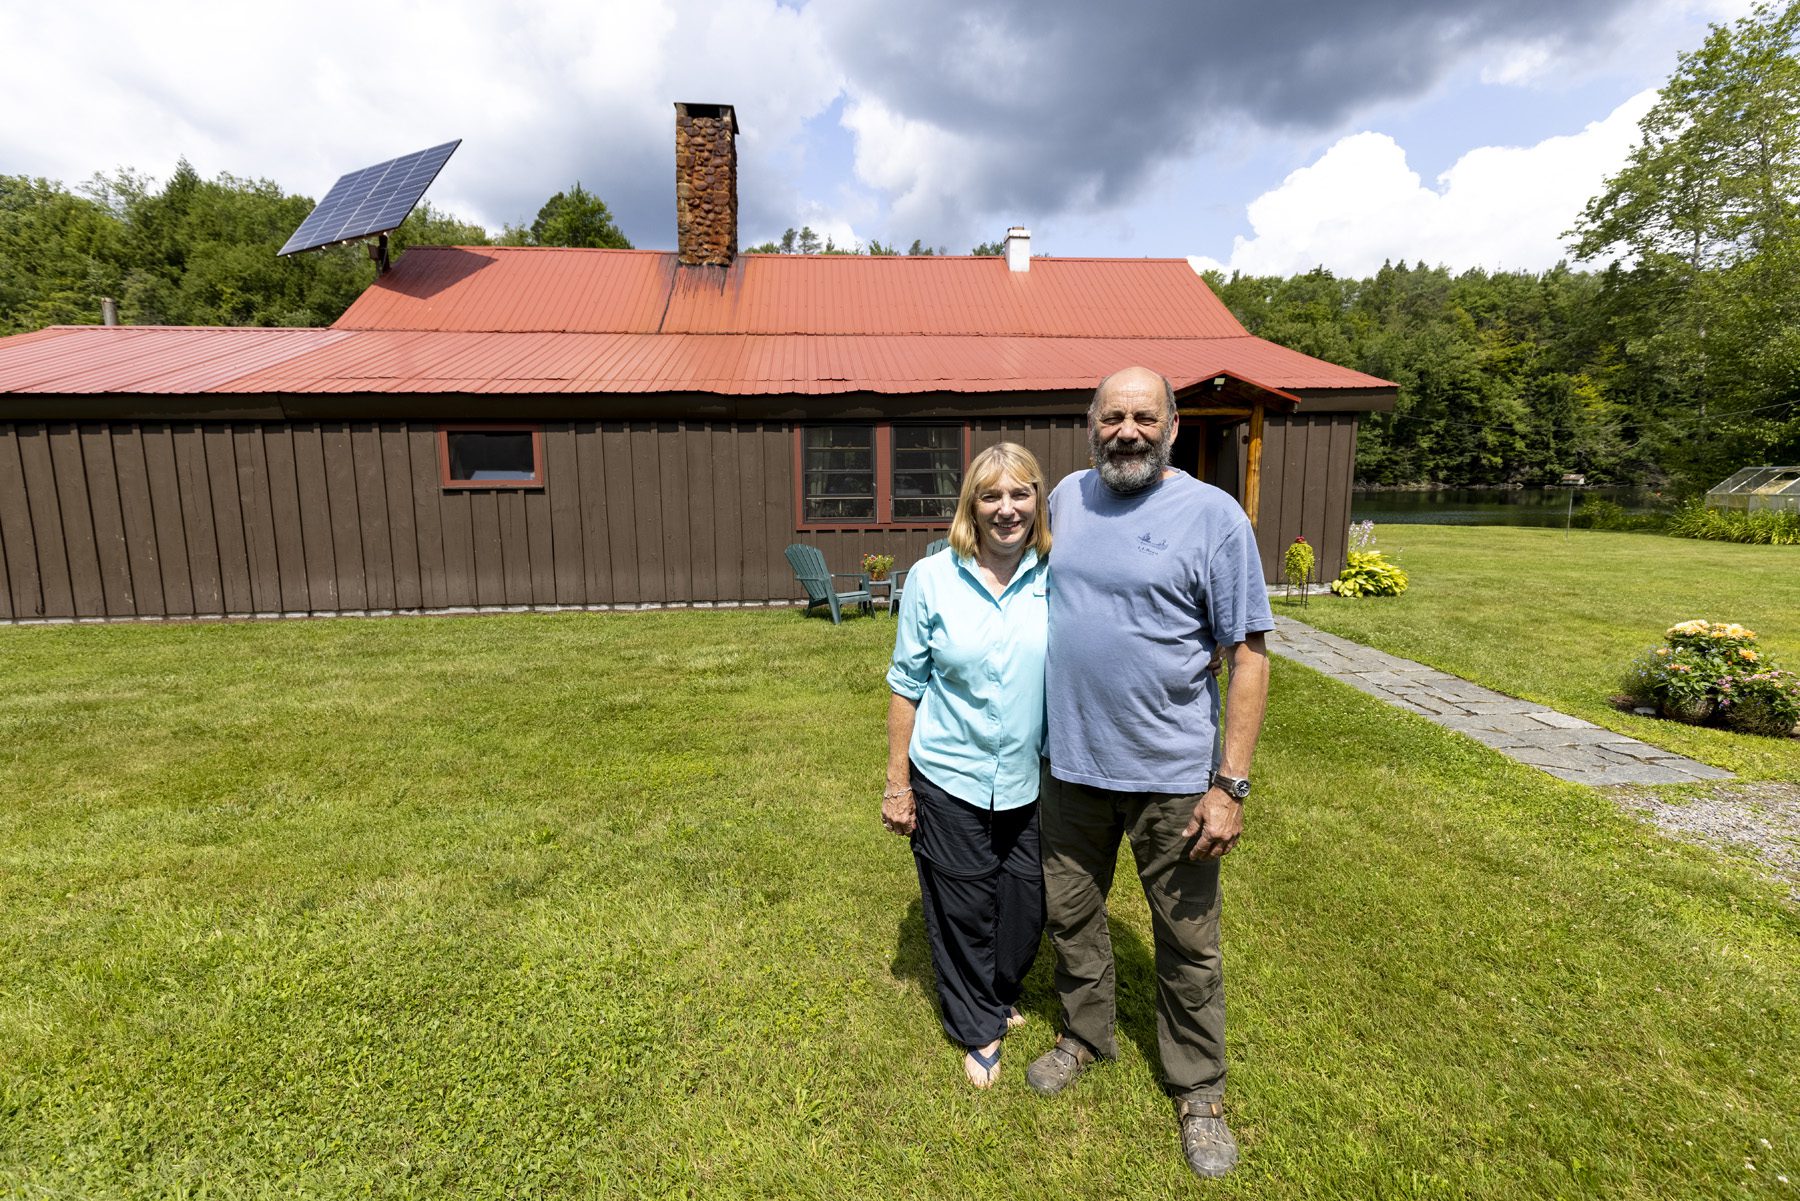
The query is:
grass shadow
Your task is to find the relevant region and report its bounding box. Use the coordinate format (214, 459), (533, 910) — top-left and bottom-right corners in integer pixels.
(888, 883), (1162, 1072)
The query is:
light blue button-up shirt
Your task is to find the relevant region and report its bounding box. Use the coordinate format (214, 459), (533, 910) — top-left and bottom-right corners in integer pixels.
(886, 547), (1049, 811)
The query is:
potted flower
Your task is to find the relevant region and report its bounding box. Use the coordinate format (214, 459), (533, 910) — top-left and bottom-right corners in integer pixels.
(861, 552), (895, 582)
(1655, 648), (1720, 724)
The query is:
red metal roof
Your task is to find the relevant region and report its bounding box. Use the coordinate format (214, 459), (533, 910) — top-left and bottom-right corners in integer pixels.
(0, 326), (351, 394)
(334, 247), (1253, 339)
(0, 247), (1394, 398)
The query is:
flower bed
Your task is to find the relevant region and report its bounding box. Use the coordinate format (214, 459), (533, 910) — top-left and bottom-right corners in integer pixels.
(1621, 620), (1800, 736)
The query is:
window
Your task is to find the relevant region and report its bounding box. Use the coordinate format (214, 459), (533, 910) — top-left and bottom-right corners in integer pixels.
(801, 425), (877, 522)
(796, 423), (966, 528)
(890, 425), (962, 520)
(439, 425), (545, 489)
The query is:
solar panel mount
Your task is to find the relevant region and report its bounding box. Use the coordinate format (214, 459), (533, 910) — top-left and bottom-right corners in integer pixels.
(279, 139), (461, 267)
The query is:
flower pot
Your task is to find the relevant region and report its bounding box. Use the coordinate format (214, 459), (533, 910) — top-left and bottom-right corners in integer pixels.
(1661, 695), (1716, 725)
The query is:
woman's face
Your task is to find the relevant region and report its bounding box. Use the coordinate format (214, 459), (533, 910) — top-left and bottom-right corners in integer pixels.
(974, 471), (1037, 557)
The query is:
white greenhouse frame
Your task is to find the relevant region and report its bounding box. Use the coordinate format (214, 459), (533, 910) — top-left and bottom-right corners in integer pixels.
(1704, 465), (1800, 513)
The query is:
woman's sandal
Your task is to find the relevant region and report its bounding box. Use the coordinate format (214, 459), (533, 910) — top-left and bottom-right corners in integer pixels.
(963, 1042), (1002, 1088)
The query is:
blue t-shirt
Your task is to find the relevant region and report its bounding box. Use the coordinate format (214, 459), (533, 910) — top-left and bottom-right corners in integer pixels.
(1046, 469), (1274, 793)
(887, 547), (1049, 810)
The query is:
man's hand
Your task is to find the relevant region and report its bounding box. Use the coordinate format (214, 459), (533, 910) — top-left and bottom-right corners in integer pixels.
(1182, 787), (1243, 859)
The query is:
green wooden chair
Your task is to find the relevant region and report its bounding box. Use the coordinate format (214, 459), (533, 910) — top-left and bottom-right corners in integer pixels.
(890, 538), (952, 614)
(784, 544), (872, 624)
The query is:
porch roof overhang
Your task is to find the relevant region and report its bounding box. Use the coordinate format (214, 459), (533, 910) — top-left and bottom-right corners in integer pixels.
(1172, 369), (1302, 420)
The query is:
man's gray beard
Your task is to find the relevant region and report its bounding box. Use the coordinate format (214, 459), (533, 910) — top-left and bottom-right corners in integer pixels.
(1090, 429), (1172, 493)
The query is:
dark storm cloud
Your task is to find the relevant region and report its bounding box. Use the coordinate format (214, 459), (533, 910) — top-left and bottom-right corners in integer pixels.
(811, 0), (1646, 219)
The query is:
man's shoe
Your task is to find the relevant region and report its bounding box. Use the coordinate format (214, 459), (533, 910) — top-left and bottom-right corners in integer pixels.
(1174, 1098), (1239, 1179)
(1025, 1037), (1095, 1096)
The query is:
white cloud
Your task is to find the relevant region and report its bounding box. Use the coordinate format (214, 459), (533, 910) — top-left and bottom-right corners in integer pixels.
(1205, 89), (1658, 277)
(839, 94), (989, 236)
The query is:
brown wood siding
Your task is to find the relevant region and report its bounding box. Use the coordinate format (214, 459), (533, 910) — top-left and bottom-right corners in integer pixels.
(0, 425), (36, 618)
(1240, 413), (1360, 581)
(0, 414), (1352, 621)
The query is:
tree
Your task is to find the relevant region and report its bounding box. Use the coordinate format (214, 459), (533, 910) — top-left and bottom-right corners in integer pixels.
(1573, 2), (1799, 271)
(520, 183), (631, 249)
(971, 241), (1003, 256)
(391, 201), (492, 252)
(0, 176), (125, 333)
(796, 226), (821, 255)
(1570, 0), (1800, 488)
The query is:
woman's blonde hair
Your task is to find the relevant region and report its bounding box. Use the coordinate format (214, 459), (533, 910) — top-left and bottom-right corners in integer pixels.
(947, 442), (1052, 560)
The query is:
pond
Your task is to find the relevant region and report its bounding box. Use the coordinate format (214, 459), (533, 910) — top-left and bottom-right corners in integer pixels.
(1351, 487), (1671, 527)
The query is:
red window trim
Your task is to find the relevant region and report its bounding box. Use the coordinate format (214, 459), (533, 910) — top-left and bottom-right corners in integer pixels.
(792, 421), (970, 531)
(438, 423), (546, 490)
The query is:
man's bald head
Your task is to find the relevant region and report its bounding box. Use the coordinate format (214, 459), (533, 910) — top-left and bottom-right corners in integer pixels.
(1087, 366), (1179, 493)
(1089, 367), (1177, 427)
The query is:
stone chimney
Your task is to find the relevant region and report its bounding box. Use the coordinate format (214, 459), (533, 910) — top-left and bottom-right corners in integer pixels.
(675, 102), (740, 266)
(1005, 226), (1030, 272)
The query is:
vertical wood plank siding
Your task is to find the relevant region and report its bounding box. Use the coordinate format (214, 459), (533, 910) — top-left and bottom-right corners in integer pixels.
(0, 415), (1356, 620)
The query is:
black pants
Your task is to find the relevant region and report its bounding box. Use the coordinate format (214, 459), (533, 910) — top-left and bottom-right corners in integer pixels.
(910, 766), (1046, 1049)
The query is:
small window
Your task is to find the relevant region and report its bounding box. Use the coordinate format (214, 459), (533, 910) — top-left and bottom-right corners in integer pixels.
(439, 425), (545, 489)
(802, 425), (877, 522)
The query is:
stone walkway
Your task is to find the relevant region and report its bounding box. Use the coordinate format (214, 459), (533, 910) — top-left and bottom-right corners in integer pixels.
(1267, 616), (1733, 787)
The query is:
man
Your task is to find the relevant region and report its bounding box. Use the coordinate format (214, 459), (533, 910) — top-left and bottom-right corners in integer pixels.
(1027, 365), (1273, 1180)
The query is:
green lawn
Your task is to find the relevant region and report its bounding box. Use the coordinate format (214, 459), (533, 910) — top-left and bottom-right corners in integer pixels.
(1278, 525), (1800, 780)
(0, 608), (1795, 1198)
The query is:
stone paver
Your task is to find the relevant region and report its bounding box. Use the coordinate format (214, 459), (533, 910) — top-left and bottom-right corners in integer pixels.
(1268, 616), (1733, 786)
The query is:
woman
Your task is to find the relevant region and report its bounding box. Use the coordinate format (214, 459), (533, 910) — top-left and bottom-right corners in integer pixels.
(883, 442), (1052, 1088)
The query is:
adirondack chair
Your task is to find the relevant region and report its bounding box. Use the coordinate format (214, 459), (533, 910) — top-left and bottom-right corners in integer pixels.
(889, 537), (952, 614)
(784, 544), (872, 624)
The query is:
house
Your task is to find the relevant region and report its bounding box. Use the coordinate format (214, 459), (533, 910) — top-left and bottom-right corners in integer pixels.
(0, 104), (1394, 623)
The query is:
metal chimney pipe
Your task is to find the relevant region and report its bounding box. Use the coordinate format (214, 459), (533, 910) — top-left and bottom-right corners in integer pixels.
(101, 297), (119, 326)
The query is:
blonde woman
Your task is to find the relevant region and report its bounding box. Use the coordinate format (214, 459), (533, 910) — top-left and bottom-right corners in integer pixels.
(883, 442), (1052, 1088)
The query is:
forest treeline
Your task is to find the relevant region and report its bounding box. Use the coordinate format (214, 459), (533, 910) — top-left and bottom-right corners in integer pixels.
(2, 3), (1793, 494)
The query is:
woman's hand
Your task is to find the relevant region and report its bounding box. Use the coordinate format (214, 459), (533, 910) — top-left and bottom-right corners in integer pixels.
(882, 786), (916, 836)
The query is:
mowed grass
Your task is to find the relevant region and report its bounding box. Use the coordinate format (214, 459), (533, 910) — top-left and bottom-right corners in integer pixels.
(1278, 525), (1800, 780)
(0, 609), (1795, 1199)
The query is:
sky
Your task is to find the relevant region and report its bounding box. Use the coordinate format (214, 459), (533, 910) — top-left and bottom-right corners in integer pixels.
(0, 0), (1759, 276)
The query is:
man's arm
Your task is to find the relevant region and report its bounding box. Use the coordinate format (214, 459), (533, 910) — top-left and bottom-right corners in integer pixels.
(1181, 632), (1270, 860)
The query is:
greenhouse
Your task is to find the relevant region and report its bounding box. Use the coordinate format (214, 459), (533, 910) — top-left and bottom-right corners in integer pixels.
(1705, 466), (1800, 513)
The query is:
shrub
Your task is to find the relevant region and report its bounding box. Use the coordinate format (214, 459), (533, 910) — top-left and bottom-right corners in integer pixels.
(1330, 550), (1409, 597)
(1717, 670), (1800, 737)
(1665, 500), (1800, 545)
(1577, 498), (1667, 532)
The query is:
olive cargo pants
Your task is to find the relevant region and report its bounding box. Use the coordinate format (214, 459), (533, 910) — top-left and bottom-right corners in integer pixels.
(1039, 768), (1226, 1103)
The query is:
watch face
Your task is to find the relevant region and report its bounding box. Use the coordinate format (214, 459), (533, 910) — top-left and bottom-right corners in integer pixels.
(1216, 775), (1250, 799)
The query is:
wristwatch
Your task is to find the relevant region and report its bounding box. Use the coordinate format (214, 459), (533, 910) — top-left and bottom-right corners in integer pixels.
(1210, 772), (1251, 802)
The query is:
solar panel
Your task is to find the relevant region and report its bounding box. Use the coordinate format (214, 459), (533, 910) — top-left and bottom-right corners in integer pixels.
(278, 139), (461, 256)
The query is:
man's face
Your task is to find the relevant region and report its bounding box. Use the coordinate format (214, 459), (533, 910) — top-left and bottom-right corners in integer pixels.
(1089, 375), (1176, 493)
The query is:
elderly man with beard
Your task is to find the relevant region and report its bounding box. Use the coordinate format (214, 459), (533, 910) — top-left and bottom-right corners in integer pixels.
(1026, 366), (1273, 1180)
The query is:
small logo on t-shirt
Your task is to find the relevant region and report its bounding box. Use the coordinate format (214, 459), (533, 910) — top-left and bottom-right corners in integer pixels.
(1136, 532), (1169, 554)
